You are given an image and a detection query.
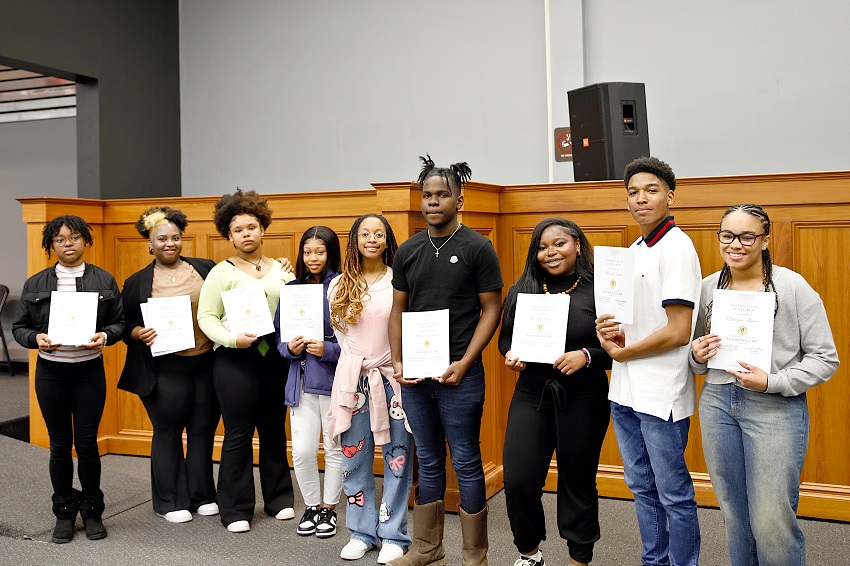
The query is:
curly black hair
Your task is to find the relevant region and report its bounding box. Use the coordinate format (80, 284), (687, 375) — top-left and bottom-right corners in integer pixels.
(417, 154), (472, 195)
(212, 189), (273, 238)
(135, 206), (189, 238)
(41, 215), (93, 255)
(623, 156), (676, 191)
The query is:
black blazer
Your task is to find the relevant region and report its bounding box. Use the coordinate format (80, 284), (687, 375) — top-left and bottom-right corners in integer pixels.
(117, 257), (215, 396)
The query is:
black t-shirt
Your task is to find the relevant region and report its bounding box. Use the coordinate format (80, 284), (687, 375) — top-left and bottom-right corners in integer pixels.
(393, 225), (503, 361)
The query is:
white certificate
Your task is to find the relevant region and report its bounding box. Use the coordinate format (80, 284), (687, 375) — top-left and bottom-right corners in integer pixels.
(402, 309), (450, 380)
(47, 291), (98, 345)
(221, 284), (275, 337)
(510, 293), (571, 364)
(277, 284), (324, 342)
(708, 289), (775, 373)
(142, 295), (196, 357)
(594, 246), (634, 325)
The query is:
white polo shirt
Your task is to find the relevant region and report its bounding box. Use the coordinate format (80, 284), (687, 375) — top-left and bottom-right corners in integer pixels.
(608, 217), (701, 422)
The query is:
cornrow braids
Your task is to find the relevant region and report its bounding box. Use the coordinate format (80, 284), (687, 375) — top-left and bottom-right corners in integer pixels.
(417, 153), (472, 195)
(329, 214), (398, 332)
(41, 215), (94, 255)
(707, 203), (777, 329)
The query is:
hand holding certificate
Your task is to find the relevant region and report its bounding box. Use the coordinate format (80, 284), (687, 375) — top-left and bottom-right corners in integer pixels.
(707, 289), (775, 372)
(141, 295), (196, 357)
(402, 309), (450, 380)
(221, 284), (275, 337)
(277, 284), (324, 343)
(594, 246), (634, 324)
(510, 293), (571, 364)
(47, 291), (98, 345)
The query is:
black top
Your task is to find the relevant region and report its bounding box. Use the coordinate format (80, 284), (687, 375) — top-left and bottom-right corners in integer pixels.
(499, 272), (611, 395)
(118, 257), (215, 396)
(393, 225), (503, 361)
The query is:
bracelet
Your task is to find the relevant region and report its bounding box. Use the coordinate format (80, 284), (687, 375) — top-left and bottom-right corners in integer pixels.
(581, 348), (591, 367)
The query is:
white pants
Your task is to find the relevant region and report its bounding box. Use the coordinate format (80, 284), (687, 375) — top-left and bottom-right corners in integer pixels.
(290, 387), (343, 507)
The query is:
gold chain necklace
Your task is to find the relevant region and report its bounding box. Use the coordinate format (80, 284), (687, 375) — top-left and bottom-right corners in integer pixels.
(363, 265), (387, 288)
(427, 223), (462, 258)
(237, 254), (264, 271)
(543, 275), (581, 295)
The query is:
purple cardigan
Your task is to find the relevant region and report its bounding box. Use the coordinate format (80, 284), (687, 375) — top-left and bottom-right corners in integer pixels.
(275, 270), (340, 407)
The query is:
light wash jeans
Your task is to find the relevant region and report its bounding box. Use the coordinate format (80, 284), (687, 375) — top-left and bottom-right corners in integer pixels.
(700, 382), (808, 566)
(610, 401), (701, 566)
(340, 375), (413, 548)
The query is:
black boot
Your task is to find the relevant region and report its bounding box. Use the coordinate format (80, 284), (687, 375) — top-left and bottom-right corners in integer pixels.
(51, 490), (79, 544)
(79, 492), (107, 540)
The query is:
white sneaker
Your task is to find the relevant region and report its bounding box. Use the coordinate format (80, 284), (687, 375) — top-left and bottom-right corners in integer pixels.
(226, 520), (250, 533)
(196, 502), (220, 516)
(340, 538), (373, 560)
(377, 542), (405, 564)
(275, 507), (295, 520)
(157, 510), (192, 523)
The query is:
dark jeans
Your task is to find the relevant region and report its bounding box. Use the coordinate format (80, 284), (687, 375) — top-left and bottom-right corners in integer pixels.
(213, 345), (293, 526)
(141, 350), (219, 514)
(35, 356), (106, 498)
(503, 379), (610, 563)
(402, 360), (486, 513)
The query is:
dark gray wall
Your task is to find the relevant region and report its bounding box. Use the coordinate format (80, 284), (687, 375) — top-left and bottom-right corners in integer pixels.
(0, 0), (181, 199)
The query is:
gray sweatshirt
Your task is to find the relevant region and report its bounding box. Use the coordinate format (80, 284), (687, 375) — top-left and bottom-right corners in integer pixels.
(690, 266), (839, 396)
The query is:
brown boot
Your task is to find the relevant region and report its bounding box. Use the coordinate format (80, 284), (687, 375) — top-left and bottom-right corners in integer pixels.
(459, 505), (488, 565)
(388, 500), (446, 566)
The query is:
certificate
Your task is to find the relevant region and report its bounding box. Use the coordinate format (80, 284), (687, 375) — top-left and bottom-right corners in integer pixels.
(142, 295), (196, 357)
(277, 284), (324, 342)
(594, 246), (634, 324)
(510, 293), (570, 364)
(402, 309), (450, 379)
(708, 289), (775, 372)
(221, 284), (275, 337)
(47, 291), (98, 345)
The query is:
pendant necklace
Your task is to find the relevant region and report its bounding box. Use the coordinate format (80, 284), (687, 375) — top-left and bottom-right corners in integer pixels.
(543, 276), (581, 295)
(238, 254), (264, 271)
(155, 260), (181, 282)
(364, 266), (387, 288)
(427, 223), (462, 257)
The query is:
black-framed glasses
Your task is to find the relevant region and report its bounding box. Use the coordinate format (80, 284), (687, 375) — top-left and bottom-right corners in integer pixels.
(716, 230), (765, 246)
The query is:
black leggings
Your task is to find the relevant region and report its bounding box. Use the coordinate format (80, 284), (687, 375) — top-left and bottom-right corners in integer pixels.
(35, 356), (106, 498)
(503, 377), (610, 564)
(213, 345), (293, 525)
(141, 350), (219, 513)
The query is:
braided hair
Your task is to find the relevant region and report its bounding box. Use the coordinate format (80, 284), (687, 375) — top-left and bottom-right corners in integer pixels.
(417, 154), (472, 194)
(329, 214), (398, 332)
(706, 203), (777, 328)
(41, 215), (93, 255)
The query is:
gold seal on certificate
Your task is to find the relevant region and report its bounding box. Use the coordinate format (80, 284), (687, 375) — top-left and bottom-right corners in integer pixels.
(141, 294), (196, 357)
(278, 284), (324, 342)
(510, 293), (570, 364)
(47, 291), (98, 345)
(402, 309), (450, 379)
(221, 283), (275, 337)
(708, 289), (775, 372)
(594, 246), (634, 324)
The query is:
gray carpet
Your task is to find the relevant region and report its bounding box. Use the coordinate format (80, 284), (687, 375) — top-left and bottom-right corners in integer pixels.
(1, 436), (849, 564)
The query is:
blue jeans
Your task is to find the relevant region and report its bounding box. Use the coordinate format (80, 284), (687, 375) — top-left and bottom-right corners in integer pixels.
(402, 360), (486, 513)
(700, 383), (808, 566)
(341, 375), (414, 548)
(610, 402), (700, 566)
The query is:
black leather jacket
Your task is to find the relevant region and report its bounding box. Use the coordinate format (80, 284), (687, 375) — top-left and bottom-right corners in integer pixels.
(12, 263), (125, 349)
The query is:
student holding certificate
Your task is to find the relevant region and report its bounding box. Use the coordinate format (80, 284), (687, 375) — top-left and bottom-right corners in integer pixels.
(690, 204), (839, 566)
(499, 218), (611, 566)
(12, 215), (125, 544)
(196, 190), (296, 533)
(327, 214), (414, 564)
(389, 156), (503, 566)
(118, 207), (220, 524)
(274, 226), (342, 539)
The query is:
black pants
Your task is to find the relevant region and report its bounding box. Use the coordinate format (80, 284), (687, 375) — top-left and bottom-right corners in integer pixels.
(503, 377), (610, 564)
(35, 356), (106, 498)
(141, 350), (219, 514)
(213, 345), (293, 526)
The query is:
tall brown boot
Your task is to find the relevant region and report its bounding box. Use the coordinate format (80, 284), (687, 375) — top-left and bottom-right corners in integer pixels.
(388, 500), (446, 566)
(459, 505), (488, 565)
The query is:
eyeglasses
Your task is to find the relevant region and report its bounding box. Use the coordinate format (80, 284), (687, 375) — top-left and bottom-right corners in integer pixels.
(716, 230), (765, 246)
(52, 234), (83, 246)
(358, 231), (386, 241)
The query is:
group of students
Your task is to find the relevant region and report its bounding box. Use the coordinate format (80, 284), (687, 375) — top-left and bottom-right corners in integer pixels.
(12, 154), (838, 566)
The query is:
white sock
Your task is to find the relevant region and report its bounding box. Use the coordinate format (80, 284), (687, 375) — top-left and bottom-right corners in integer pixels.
(523, 550), (543, 562)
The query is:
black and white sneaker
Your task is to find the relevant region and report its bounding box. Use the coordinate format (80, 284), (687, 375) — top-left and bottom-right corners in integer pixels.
(314, 507), (337, 538)
(296, 507), (319, 536)
(513, 556), (545, 566)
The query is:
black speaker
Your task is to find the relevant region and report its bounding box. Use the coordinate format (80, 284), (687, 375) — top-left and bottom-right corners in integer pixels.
(568, 82), (650, 181)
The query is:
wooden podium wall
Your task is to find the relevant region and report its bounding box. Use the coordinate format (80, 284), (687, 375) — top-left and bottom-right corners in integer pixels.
(19, 171), (850, 520)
